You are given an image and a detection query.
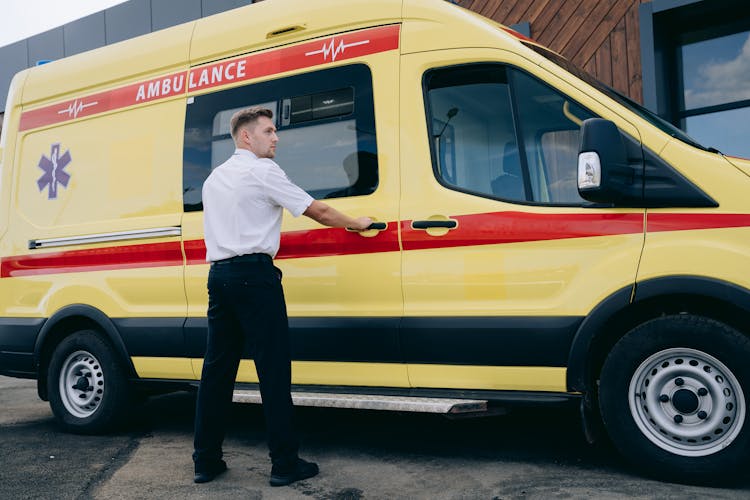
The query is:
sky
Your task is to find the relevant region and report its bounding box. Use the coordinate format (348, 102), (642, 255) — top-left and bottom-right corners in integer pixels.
(0, 0), (128, 48)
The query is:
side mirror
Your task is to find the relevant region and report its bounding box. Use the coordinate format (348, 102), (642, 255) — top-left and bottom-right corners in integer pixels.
(577, 118), (642, 205)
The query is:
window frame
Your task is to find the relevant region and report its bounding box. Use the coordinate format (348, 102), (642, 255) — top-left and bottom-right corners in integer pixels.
(422, 62), (596, 208)
(640, 0), (750, 155)
(182, 63), (379, 212)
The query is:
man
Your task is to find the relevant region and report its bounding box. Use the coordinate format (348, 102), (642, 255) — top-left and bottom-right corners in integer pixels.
(192, 106), (372, 486)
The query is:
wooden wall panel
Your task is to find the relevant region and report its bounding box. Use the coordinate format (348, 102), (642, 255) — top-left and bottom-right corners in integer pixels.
(461, 0), (645, 103)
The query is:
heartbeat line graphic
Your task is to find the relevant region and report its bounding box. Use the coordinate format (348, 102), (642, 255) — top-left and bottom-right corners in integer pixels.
(305, 38), (370, 62)
(57, 99), (99, 118)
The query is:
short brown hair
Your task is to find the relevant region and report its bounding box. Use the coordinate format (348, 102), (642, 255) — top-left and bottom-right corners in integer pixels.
(230, 106), (274, 140)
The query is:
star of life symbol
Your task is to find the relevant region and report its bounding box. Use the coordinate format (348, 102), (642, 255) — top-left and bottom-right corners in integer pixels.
(57, 99), (98, 119)
(305, 37), (370, 62)
(37, 144), (72, 200)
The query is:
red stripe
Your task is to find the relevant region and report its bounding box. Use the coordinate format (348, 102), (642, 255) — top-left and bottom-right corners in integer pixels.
(183, 223), (401, 263)
(647, 213), (750, 232)
(188, 24), (400, 93)
(499, 26), (536, 44)
(184, 239), (208, 266)
(4, 212), (750, 277)
(18, 24), (400, 132)
(401, 212), (645, 251)
(0, 241), (183, 278)
(276, 224), (400, 260)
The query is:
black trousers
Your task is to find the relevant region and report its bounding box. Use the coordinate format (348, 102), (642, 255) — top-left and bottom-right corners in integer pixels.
(192, 257), (299, 471)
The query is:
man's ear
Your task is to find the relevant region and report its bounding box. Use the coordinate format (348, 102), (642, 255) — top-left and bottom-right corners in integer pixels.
(241, 127), (252, 144)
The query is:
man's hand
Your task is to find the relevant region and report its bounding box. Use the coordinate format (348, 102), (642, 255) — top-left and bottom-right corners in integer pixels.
(348, 217), (373, 232)
(304, 201), (372, 231)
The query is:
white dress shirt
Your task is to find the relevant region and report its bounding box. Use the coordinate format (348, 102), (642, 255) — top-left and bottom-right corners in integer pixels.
(202, 149), (314, 261)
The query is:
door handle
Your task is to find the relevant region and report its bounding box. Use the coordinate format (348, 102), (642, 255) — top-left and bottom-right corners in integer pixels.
(411, 220), (457, 230)
(346, 221), (387, 236)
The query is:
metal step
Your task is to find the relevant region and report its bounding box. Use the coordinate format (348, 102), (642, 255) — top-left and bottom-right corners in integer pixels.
(233, 390), (488, 414)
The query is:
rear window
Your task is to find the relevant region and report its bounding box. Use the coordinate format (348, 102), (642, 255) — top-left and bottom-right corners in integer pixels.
(182, 64), (379, 212)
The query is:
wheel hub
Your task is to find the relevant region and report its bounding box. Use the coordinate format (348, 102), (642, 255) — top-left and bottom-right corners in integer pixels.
(671, 388), (700, 414)
(629, 347), (745, 457)
(73, 376), (91, 392)
(58, 350), (105, 418)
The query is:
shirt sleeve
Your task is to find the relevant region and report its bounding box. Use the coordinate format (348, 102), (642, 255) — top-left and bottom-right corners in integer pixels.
(261, 160), (314, 217)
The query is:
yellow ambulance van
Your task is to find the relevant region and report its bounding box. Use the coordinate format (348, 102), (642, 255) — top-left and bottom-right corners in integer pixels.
(1, 0), (750, 483)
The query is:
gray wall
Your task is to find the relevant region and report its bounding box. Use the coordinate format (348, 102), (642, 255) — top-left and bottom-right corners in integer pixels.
(0, 0), (252, 113)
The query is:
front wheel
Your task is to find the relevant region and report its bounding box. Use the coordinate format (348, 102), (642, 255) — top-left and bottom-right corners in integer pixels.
(47, 330), (131, 434)
(599, 315), (750, 484)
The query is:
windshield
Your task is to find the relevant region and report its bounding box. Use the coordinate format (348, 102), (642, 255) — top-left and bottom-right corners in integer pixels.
(523, 42), (715, 153)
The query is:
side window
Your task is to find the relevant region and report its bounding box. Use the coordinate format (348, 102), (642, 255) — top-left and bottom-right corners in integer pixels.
(183, 64), (378, 212)
(425, 64), (595, 205)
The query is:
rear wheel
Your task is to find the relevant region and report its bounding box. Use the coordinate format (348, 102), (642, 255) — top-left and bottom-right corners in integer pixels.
(599, 315), (750, 484)
(47, 330), (131, 434)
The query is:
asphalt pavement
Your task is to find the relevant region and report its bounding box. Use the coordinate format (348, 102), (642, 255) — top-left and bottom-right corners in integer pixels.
(2, 375), (749, 499)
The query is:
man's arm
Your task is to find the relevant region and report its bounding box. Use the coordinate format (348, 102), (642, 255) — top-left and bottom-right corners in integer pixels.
(303, 200), (372, 231)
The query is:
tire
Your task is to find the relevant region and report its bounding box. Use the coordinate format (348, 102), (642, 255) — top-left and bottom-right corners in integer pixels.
(599, 314), (750, 484)
(47, 330), (131, 434)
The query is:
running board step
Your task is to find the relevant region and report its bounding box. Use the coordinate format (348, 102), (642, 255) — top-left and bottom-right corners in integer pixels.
(233, 390), (487, 414)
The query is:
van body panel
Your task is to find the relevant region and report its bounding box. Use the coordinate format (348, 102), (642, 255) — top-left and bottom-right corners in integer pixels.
(5, 94), (187, 322)
(1, 71), (28, 242)
(654, 140), (750, 210)
(725, 155), (750, 177)
(637, 141), (750, 290)
(21, 23), (195, 107)
(398, 48), (645, 390)
(401, 0), (523, 55)
(131, 356), (195, 380)
(407, 365), (567, 392)
(189, 0), (403, 66)
(398, 49), (645, 315)
(189, 359), (411, 388)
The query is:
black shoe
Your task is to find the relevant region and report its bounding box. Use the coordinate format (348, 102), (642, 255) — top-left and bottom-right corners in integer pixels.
(270, 458), (319, 487)
(194, 460), (227, 484)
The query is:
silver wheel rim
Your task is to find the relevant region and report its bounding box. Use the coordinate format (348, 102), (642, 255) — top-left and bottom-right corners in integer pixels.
(629, 347), (745, 457)
(59, 350), (105, 418)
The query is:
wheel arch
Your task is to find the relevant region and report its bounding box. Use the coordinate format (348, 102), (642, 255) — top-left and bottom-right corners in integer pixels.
(567, 276), (750, 395)
(34, 304), (136, 400)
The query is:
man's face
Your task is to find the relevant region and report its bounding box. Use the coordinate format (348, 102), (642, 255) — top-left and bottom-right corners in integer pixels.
(244, 116), (278, 158)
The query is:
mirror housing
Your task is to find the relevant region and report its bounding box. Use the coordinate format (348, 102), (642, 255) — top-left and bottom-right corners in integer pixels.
(577, 118), (642, 205)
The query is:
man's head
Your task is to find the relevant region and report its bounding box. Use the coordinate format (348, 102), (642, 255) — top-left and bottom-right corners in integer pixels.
(230, 106), (278, 158)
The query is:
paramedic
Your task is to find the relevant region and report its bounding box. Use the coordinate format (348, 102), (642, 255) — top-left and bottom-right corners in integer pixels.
(192, 106), (372, 486)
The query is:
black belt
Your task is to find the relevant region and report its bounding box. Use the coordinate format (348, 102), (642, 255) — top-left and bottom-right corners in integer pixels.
(212, 253), (272, 265)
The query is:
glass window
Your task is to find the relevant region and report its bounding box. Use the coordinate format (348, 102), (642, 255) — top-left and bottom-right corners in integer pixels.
(425, 64), (594, 205)
(182, 65), (378, 212)
(681, 31), (750, 110)
(641, 1), (750, 158)
(677, 30), (750, 157)
(685, 107), (750, 157)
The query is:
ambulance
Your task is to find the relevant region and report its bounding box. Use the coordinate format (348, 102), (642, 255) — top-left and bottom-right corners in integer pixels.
(1, 0), (749, 483)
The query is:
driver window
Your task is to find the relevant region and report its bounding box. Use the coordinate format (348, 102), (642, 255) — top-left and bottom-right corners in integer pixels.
(425, 63), (595, 205)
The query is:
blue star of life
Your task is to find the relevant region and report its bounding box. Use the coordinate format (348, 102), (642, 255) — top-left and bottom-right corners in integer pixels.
(37, 144), (72, 200)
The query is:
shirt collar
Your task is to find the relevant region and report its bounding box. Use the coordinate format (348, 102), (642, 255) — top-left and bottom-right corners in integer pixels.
(233, 148), (259, 160)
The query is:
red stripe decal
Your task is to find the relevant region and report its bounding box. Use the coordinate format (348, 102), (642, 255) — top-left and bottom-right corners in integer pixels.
(5, 212), (750, 277)
(183, 223), (401, 264)
(401, 212), (645, 251)
(276, 224), (400, 260)
(18, 24), (400, 132)
(184, 238), (208, 266)
(647, 213), (750, 232)
(19, 72), (189, 131)
(0, 241), (183, 278)
(187, 24), (400, 94)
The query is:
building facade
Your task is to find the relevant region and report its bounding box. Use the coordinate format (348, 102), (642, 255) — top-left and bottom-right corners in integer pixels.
(1, 0), (749, 157)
